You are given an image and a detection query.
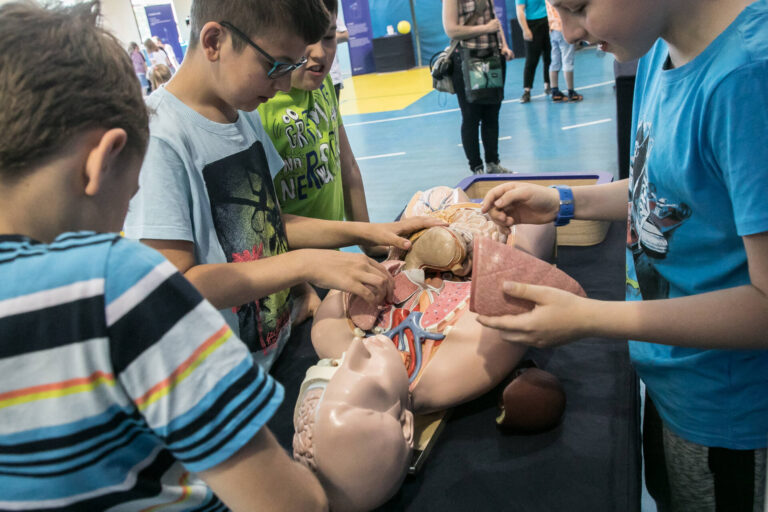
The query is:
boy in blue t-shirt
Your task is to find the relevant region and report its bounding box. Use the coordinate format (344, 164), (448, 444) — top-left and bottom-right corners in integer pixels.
(479, 0), (768, 509)
(0, 2), (328, 510)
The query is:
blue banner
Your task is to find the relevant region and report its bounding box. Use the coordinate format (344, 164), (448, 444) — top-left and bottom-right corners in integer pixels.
(341, 0), (376, 76)
(493, 0), (511, 53)
(145, 4), (184, 63)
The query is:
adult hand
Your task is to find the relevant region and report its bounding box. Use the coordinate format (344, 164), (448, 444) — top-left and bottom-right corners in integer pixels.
(476, 281), (594, 348)
(366, 216), (448, 251)
(523, 28), (533, 41)
(484, 18), (501, 34)
(480, 182), (560, 227)
(303, 249), (394, 305)
(501, 46), (514, 60)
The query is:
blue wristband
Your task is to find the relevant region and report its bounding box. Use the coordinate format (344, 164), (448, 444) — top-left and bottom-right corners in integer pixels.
(550, 185), (574, 226)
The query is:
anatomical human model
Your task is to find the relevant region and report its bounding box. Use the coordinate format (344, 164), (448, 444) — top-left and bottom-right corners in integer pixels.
(294, 186), (581, 511)
(311, 186), (558, 413)
(293, 335), (413, 512)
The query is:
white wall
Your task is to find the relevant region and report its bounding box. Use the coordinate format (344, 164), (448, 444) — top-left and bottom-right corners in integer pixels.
(101, 0), (142, 47)
(171, 0), (192, 43)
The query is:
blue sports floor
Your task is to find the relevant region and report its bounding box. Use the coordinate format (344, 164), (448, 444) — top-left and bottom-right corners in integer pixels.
(341, 47), (619, 224)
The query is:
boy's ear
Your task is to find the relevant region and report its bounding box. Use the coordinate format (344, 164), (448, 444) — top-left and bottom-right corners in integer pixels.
(83, 128), (128, 197)
(200, 21), (225, 61)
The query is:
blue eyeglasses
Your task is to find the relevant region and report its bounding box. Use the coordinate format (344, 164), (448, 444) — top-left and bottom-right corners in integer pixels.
(220, 21), (307, 79)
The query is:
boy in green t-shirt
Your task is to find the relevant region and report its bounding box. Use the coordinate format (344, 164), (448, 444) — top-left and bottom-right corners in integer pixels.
(259, 0), (374, 235)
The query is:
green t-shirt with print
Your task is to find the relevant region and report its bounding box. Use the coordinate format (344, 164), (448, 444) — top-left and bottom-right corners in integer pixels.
(258, 75), (345, 221)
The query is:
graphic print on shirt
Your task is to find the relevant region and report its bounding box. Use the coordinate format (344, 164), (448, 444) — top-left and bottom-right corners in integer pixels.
(202, 141), (291, 355)
(627, 122), (692, 301)
(268, 84), (341, 208)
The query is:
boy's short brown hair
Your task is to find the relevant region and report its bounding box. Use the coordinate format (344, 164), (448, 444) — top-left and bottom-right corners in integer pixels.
(189, 0), (332, 51)
(0, 1), (148, 179)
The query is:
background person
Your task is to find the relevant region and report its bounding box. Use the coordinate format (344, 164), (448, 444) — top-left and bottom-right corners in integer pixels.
(442, 0), (515, 175)
(128, 41), (150, 95)
(149, 62), (172, 91)
(143, 37), (171, 72)
(516, 0), (551, 103)
(152, 34), (180, 72)
(545, 1), (582, 102)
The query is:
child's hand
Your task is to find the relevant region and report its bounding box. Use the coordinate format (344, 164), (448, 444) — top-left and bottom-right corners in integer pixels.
(366, 216), (448, 251)
(476, 281), (593, 348)
(303, 249), (394, 305)
(480, 182), (560, 227)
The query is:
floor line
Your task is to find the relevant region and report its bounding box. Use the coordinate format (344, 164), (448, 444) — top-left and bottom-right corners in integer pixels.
(562, 118), (612, 130)
(356, 152), (407, 161)
(345, 80), (615, 127)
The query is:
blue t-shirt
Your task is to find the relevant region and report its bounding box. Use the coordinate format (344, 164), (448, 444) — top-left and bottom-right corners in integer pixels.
(124, 88), (293, 371)
(515, 0), (547, 21)
(626, 0), (768, 449)
(0, 233), (282, 510)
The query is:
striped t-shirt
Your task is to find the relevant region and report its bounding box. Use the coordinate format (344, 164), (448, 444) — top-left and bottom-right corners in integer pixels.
(0, 232), (283, 511)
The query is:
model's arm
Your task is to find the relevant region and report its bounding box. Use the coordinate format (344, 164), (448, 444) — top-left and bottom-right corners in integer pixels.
(479, 231), (768, 350)
(336, 29), (349, 44)
(338, 125), (370, 224)
(516, 4), (533, 40)
(142, 239), (393, 308)
(200, 428), (328, 512)
(443, 0), (501, 40)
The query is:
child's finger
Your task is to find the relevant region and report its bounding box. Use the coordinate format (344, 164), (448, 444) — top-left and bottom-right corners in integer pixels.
(481, 183), (515, 212)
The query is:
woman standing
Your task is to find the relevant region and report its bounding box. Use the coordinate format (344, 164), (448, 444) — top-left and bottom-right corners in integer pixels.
(443, 0), (514, 175)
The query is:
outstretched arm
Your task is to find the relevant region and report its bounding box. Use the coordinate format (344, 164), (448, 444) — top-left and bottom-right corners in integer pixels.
(481, 179), (629, 228)
(478, 231), (768, 350)
(142, 239), (394, 307)
(200, 428), (328, 512)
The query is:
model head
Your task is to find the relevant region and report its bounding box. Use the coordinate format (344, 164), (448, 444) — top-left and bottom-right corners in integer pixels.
(293, 335), (414, 512)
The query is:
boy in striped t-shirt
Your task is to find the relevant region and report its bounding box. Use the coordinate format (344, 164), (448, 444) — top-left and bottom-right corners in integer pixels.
(0, 2), (327, 510)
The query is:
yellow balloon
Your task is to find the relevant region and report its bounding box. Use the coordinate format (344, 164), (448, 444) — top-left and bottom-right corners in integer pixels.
(397, 20), (411, 34)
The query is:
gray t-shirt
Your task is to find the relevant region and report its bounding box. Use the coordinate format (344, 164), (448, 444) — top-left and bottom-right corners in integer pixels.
(124, 88), (291, 370)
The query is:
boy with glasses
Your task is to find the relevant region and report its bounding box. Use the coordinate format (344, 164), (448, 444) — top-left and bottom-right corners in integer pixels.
(124, 0), (441, 370)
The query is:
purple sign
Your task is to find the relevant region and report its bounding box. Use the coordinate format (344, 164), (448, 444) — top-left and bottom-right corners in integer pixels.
(145, 4), (184, 63)
(341, 0), (375, 76)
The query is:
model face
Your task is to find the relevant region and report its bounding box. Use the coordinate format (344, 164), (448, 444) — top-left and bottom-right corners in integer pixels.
(322, 335), (409, 415)
(218, 27), (308, 111)
(290, 20), (338, 91)
(551, 0), (666, 62)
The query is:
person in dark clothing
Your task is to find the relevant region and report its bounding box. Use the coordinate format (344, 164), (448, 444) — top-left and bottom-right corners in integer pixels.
(516, 0), (551, 103)
(443, 0), (515, 175)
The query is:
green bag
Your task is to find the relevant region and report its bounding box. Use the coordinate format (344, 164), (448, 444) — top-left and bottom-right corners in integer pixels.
(460, 48), (504, 104)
